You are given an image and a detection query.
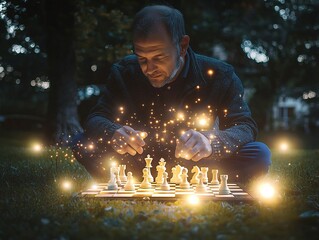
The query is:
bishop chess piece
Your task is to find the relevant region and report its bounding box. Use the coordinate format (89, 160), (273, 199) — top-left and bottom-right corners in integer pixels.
(219, 175), (231, 195)
(180, 168), (190, 189)
(145, 155), (154, 182)
(211, 169), (219, 185)
(119, 165), (127, 182)
(160, 172), (170, 191)
(140, 168), (152, 189)
(124, 172), (135, 191)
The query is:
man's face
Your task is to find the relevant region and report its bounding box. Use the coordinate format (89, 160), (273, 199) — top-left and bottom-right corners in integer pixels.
(133, 24), (180, 88)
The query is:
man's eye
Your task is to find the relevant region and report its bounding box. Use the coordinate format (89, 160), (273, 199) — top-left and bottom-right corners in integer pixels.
(138, 58), (146, 63)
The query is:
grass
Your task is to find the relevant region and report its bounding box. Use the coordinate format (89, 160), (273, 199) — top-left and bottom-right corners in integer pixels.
(1, 131), (319, 239)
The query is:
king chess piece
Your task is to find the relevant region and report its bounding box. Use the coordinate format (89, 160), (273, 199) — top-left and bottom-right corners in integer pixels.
(145, 154), (154, 182)
(219, 175), (231, 195)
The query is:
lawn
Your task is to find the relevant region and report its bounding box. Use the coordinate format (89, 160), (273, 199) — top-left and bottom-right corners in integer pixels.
(1, 131), (319, 239)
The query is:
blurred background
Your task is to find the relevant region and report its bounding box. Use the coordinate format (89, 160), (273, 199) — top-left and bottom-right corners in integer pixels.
(0, 0), (318, 149)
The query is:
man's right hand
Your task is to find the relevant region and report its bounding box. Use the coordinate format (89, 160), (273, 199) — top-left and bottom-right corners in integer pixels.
(111, 126), (147, 156)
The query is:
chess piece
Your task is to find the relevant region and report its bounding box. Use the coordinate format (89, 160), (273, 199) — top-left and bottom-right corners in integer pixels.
(201, 167), (208, 183)
(180, 168), (191, 189)
(160, 172), (170, 191)
(124, 172), (135, 191)
(140, 168), (152, 189)
(155, 165), (165, 184)
(219, 175), (231, 194)
(190, 166), (200, 184)
(114, 170), (122, 186)
(170, 167), (178, 183)
(107, 167), (118, 190)
(159, 158), (166, 167)
(119, 165), (127, 182)
(176, 165), (183, 184)
(211, 169), (219, 185)
(195, 172), (207, 193)
(145, 154), (154, 182)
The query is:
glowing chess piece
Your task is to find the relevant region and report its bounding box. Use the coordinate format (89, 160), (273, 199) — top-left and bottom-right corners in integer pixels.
(211, 169), (219, 185)
(140, 168), (152, 189)
(219, 175), (231, 195)
(145, 154), (154, 182)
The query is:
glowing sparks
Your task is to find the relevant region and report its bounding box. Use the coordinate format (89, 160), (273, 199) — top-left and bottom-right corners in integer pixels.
(279, 142), (289, 152)
(176, 112), (185, 121)
(207, 69), (214, 76)
(62, 180), (72, 190)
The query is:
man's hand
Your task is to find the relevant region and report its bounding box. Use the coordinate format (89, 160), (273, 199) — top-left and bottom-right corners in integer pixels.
(175, 129), (212, 161)
(111, 126), (147, 156)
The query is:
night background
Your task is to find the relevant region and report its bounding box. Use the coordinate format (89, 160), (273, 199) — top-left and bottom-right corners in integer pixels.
(0, 0), (319, 239)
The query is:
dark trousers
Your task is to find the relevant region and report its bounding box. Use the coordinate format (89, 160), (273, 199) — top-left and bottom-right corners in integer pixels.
(71, 133), (271, 183)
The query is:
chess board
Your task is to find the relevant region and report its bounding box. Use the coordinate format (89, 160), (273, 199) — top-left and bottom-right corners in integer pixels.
(79, 182), (254, 202)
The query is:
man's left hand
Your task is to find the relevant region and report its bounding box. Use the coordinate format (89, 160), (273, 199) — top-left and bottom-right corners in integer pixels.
(175, 129), (212, 161)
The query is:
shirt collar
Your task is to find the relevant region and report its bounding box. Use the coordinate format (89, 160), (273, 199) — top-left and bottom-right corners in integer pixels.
(181, 51), (190, 79)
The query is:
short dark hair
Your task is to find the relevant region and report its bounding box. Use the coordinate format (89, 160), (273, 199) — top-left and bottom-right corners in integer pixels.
(132, 5), (185, 45)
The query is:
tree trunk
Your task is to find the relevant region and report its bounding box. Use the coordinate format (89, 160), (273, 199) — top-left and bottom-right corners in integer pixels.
(45, 0), (83, 144)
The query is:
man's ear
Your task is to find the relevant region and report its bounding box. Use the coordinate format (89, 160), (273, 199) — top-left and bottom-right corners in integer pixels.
(180, 35), (190, 57)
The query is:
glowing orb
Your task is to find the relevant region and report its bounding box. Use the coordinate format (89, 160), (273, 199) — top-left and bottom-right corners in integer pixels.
(279, 142), (289, 152)
(62, 181), (72, 190)
(207, 69), (214, 76)
(259, 183), (275, 199)
(33, 143), (42, 152)
(187, 195), (200, 205)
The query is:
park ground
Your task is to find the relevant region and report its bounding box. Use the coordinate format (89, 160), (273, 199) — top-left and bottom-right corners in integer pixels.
(0, 129), (319, 239)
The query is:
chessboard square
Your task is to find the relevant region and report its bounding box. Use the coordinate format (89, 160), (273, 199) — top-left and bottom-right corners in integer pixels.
(81, 191), (100, 195)
(196, 193), (215, 197)
(215, 194), (235, 198)
(133, 192), (153, 197)
(232, 192), (249, 196)
(137, 188), (155, 192)
(176, 188), (193, 192)
(230, 188), (243, 192)
(175, 191), (194, 196)
(227, 183), (237, 186)
(95, 193), (115, 197)
(113, 193), (134, 197)
(228, 185), (240, 189)
(154, 190), (175, 194)
(117, 189), (136, 194)
(100, 190), (118, 194)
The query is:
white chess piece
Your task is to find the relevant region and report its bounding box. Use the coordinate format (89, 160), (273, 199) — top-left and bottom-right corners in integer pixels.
(159, 158), (166, 167)
(107, 167), (118, 190)
(211, 169), (219, 185)
(155, 165), (165, 184)
(176, 165), (183, 184)
(124, 172), (135, 191)
(201, 167), (208, 183)
(180, 168), (190, 189)
(140, 168), (152, 189)
(119, 165), (127, 182)
(145, 154), (154, 182)
(195, 172), (207, 193)
(219, 175), (231, 194)
(160, 172), (170, 191)
(190, 166), (200, 184)
(170, 167), (178, 183)
(114, 170), (122, 186)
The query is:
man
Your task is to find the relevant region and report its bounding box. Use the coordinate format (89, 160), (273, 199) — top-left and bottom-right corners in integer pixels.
(72, 5), (271, 182)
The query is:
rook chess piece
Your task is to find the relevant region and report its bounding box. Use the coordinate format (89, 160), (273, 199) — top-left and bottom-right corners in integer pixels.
(219, 175), (231, 194)
(211, 169), (219, 185)
(124, 172), (135, 191)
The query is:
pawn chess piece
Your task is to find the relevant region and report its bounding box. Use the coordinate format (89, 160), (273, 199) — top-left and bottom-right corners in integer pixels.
(190, 166), (200, 184)
(219, 175), (231, 195)
(145, 154), (154, 182)
(124, 172), (135, 191)
(140, 168), (152, 189)
(201, 167), (208, 183)
(195, 172), (207, 193)
(180, 168), (190, 189)
(160, 172), (170, 191)
(211, 169), (219, 185)
(119, 165), (127, 182)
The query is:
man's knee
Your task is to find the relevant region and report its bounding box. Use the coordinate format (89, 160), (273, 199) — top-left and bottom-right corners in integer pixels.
(250, 142), (272, 168)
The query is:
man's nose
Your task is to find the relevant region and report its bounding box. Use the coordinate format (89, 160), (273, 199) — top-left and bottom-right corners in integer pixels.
(145, 61), (157, 74)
